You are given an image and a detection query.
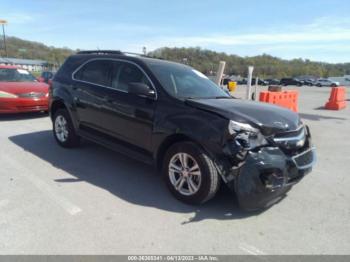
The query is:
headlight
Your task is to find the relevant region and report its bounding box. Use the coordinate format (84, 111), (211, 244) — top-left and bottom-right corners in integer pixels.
(0, 91), (18, 98)
(228, 120), (268, 149)
(228, 120), (259, 135)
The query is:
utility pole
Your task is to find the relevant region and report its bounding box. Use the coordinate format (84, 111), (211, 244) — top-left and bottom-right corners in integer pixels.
(0, 20), (8, 57)
(246, 66), (254, 100)
(215, 61), (226, 86)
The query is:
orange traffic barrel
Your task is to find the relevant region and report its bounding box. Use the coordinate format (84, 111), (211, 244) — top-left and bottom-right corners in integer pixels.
(325, 87), (347, 110)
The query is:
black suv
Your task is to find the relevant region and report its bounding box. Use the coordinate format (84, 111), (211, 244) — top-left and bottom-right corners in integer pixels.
(49, 51), (316, 210)
(280, 78), (304, 86)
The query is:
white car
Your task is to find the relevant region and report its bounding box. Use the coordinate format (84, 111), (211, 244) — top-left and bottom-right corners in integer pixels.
(315, 79), (339, 87)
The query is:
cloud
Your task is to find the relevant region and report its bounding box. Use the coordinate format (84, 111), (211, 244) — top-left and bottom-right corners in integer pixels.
(2, 13), (35, 24)
(134, 16), (350, 62)
(143, 17), (350, 48)
(144, 31), (350, 47)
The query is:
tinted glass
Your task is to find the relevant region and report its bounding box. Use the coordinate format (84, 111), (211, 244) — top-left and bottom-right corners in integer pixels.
(111, 61), (151, 92)
(148, 62), (229, 99)
(75, 60), (112, 86)
(0, 68), (37, 82)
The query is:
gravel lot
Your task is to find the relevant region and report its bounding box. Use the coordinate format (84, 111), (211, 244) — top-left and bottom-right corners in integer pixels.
(0, 86), (349, 255)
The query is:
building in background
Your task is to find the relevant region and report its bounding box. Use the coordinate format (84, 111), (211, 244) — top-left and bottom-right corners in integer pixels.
(0, 57), (52, 72)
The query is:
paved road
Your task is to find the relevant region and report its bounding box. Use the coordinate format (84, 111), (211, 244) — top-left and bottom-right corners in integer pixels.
(0, 86), (349, 254)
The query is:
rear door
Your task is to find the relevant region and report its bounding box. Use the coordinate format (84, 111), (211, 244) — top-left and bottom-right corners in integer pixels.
(72, 59), (114, 131)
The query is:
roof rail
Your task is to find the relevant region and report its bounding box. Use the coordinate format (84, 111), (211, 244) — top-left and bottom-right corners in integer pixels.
(123, 52), (164, 60)
(123, 52), (145, 57)
(76, 50), (164, 60)
(77, 50), (124, 55)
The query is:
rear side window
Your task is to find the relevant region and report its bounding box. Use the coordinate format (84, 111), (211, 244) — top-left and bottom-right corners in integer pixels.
(74, 60), (113, 87)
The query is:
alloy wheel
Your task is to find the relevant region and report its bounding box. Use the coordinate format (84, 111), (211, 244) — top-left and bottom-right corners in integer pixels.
(54, 115), (69, 142)
(168, 153), (202, 196)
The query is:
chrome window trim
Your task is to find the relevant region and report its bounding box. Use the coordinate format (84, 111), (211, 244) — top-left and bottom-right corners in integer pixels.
(71, 57), (158, 100)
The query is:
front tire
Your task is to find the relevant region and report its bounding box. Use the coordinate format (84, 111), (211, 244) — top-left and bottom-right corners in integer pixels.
(162, 142), (220, 205)
(53, 109), (80, 148)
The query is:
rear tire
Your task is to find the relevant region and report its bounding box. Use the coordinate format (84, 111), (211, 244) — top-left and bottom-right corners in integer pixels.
(53, 109), (80, 148)
(162, 142), (220, 205)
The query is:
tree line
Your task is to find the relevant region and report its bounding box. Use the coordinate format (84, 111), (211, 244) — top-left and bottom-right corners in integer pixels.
(1, 37), (350, 78)
(150, 47), (350, 78)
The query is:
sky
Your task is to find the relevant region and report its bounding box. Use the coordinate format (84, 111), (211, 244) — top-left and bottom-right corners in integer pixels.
(1, 0), (350, 63)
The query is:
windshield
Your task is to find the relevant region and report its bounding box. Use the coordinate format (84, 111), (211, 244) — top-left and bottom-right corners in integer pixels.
(0, 68), (37, 82)
(148, 62), (230, 99)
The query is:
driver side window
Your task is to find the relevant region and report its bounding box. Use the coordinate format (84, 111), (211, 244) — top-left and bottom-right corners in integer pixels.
(111, 61), (151, 92)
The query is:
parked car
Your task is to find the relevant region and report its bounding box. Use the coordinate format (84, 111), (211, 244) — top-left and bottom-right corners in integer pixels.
(236, 78), (267, 86)
(315, 79), (339, 87)
(265, 79), (280, 85)
(0, 65), (49, 113)
(280, 78), (303, 86)
(39, 71), (55, 84)
(50, 50), (316, 210)
(222, 78), (233, 85)
(237, 78), (247, 85)
(301, 79), (315, 86)
(251, 78), (268, 86)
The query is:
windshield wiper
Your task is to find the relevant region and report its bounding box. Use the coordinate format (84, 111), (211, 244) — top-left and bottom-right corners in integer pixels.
(185, 96), (232, 100)
(213, 96), (232, 99)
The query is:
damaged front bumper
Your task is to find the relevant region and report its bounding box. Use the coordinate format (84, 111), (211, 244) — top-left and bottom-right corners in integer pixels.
(230, 146), (316, 210)
(221, 124), (316, 211)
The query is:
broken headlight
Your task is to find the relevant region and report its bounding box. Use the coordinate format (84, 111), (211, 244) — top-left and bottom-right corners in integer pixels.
(228, 120), (268, 149)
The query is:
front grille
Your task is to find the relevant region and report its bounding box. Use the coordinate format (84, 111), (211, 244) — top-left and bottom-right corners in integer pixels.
(273, 126), (307, 153)
(292, 148), (316, 169)
(17, 92), (45, 98)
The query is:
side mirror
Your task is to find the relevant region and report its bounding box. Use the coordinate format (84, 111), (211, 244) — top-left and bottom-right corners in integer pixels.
(128, 82), (155, 99)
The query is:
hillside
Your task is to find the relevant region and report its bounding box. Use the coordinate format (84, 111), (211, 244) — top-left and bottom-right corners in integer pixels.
(0, 36), (75, 66)
(1, 36), (350, 78)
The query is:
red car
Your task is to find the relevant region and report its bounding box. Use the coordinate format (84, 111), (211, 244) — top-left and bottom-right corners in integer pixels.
(0, 65), (49, 114)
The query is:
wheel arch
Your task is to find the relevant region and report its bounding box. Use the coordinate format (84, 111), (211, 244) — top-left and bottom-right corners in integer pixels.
(155, 133), (222, 176)
(155, 134), (193, 171)
(50, 99), (67, 121)
(50, 99), (79, 131)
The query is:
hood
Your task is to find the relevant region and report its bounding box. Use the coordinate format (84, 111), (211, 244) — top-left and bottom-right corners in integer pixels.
(0, 82), (49, 95)
(186, 98), (301, 135)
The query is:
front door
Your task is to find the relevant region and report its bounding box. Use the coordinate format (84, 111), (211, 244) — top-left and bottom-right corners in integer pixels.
(96, 60), (157, 151)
